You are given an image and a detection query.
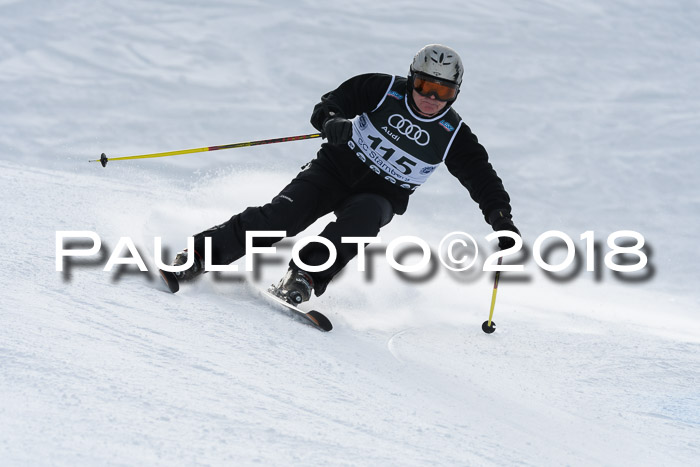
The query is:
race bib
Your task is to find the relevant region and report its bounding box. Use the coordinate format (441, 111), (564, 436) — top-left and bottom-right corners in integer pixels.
(349, 113), (440, 190)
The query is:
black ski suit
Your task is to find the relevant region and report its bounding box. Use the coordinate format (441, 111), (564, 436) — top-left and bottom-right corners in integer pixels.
(191, 73), (513, 295)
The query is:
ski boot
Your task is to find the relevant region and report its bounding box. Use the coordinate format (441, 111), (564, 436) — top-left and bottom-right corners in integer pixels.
(274, 268), (314, 305)
(159, 249), (205, 293)
(171, 249), (204, 282)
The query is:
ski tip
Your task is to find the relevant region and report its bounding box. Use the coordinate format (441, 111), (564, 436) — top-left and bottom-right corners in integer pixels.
(263, 286), (333, 332)
(158, 269), (180, 293)
(307, 310), (333, 332)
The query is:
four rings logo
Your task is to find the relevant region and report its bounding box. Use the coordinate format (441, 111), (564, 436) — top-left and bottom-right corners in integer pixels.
(388, 114), (430, 146)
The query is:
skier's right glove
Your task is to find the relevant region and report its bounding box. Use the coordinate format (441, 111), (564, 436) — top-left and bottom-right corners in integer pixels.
(323, 116), (353, 146)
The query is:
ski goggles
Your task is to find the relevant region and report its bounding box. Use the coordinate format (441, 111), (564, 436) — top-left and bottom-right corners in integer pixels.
(412, 73), (460, 101)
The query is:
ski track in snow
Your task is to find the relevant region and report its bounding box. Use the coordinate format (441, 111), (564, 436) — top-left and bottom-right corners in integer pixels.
(2, 0), (700, 465)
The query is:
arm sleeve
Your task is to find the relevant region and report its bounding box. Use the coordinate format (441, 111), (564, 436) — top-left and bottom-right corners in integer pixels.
(310, 73), (394, 132)
(444, 123), (513, 224)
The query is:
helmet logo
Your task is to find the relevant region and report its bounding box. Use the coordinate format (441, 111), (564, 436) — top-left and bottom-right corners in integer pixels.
(431, 50), (454, 65)
(388, 114), (430, 146)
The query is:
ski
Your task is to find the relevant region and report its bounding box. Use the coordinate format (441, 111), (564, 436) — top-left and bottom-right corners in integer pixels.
(158, 269), (180, 293)
(262, 285), (333, 332)
(158, 269), (332, 332)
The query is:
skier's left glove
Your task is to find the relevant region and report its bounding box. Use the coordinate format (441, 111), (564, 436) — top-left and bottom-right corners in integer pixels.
(323, 115), (353, 146)
(488, 209), (521, 250)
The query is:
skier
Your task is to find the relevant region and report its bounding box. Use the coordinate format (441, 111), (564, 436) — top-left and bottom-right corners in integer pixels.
(166, 44), (520, 305)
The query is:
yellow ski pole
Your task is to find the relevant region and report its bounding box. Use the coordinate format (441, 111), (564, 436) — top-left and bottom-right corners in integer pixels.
(482, 256), (503, 334)
(90, 133), (322, 167)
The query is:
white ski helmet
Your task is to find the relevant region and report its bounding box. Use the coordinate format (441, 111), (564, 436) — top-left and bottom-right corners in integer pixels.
(410, 44), (463, 85)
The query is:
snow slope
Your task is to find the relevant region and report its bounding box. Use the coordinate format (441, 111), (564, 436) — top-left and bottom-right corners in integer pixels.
(1, 0), (699, 465)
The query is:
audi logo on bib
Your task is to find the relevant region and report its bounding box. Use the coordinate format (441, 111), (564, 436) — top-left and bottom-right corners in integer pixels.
(388, 114), (430, 146)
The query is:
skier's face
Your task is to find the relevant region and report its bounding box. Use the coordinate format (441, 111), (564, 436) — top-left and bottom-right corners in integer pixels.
(412, 90), (448, 117)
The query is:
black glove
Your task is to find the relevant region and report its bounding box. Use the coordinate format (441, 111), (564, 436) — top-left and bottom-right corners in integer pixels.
(488, 209), (521, 250)
(323, 116), (352, 146)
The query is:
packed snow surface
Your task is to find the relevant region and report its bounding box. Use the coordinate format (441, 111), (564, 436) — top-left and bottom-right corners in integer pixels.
(1, 0), (699, 465)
